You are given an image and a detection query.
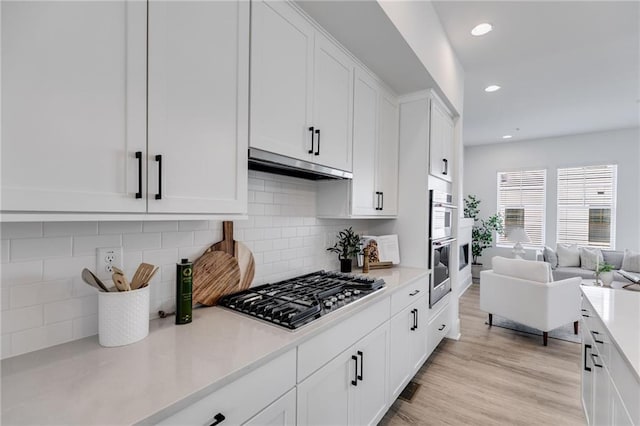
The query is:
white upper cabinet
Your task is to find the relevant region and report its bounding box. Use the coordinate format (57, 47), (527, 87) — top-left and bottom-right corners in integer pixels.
(1, 1), (147, 213)
(2, 0), (248, 217)
(429, 96), (455, 183)
(250, 0), (314, 161)
(147, 0), (248, 214)
(376, 89), (400, 216)
(250, 0), (353, 173)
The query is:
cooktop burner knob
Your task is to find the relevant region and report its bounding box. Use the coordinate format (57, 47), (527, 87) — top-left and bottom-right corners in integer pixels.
(324, 301), (334, 308)
(337, 294), (345, 300)
(344, 291), (352, 297)
(330, 297), (338, 302)
(353, 289), (361, 295)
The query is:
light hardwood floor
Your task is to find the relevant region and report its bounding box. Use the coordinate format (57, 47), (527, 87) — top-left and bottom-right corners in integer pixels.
(380, 283), (585, 425)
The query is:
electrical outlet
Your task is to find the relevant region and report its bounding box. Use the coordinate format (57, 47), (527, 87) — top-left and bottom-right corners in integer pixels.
(97, 247), (123, 278)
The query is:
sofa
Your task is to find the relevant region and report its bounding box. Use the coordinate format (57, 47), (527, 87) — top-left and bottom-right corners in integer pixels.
(480, 256), (582, 346)
(545, 248), (625, 281)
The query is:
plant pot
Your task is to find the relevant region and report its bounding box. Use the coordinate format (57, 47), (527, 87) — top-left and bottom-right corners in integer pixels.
(340, 258), (353, 273)
(471, 263), (483, 281)
(600, 271), (614, 286)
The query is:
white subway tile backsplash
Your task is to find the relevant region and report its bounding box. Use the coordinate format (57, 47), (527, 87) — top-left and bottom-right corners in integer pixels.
(1, 172), (374, 359)
(1, 240), (10, 263)
(2, 305), (43, 334)
(1, 223), (43, 240)
(44, 222), (98, 237)
(99, 221), (143, 235)
(11, 237), (72, 261)
(73, 235), (122, 256)
(123, 233), (162, 251)
(162, 232), (194, 249)
(11, 321), (73, 357)
(1, 260), (43, 286)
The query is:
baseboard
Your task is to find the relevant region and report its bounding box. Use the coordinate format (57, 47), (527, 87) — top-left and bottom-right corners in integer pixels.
(446, 318), (461, 340)
(459, 276), (473, 296)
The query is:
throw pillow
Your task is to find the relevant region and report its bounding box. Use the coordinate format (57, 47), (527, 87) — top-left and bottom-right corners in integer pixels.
(579, 247), (603, 271)
(602, 250), (624, 270)
(557, 243), (580, 267)
(621, 249), (640, 273)
(543, 246), (558, 269)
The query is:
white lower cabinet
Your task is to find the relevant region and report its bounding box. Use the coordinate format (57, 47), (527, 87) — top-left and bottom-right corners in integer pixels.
(244, 388), (296, 426)
(297, 322), (389, 426)
(157, 349), (296, 425)
(389, 296), (427, 400)
(426, 298), (451, 358)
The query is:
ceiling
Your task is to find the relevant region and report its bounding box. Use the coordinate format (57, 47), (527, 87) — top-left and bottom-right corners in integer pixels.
(432, 1), (640, 146)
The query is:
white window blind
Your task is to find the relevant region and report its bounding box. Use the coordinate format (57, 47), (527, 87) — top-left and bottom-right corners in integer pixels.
(497, 169), (546, 246)
(557, 164), (617, 248)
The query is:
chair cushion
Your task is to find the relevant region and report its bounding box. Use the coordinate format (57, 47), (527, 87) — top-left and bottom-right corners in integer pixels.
(543, 246), (558, 269)
(579, 247), (603, 271)
(492, 256), (552, 283)
(602, 250), (624, 270)
(622, 249), (640, 273)
(557, 243), (580, 267)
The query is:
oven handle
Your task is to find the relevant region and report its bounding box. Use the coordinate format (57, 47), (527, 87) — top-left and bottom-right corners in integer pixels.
(432, 202), (457, 209)
(431, 238), (456, 247)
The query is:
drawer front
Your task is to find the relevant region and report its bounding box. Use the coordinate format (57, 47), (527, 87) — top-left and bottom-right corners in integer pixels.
(157, 349), (296, 426)
(426, 299), (450, 357)
(390, 276), (428, 316)
(298, 296), (390, 381)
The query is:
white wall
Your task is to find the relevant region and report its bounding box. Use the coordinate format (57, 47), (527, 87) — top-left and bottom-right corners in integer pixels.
(378, 0), (464, 115)
(0, 171), (374, 359)
(464, 127), (640, 265)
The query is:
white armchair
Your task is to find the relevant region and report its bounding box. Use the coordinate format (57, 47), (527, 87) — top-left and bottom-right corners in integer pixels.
(480, 256), (582, 346)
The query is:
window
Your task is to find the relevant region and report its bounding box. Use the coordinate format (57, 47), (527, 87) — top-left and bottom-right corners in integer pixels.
(497, 169), (546, 246)
(557, 165), (617, 248)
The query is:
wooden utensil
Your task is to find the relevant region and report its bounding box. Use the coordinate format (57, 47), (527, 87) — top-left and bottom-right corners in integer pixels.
(192, 251), (241, 305)
(81, 269), (110, 292)
(131, 263), (156, 290)
(112, 267), (131, 292)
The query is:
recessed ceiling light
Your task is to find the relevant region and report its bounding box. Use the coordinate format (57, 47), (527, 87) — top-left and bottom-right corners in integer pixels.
(485, 85), (501, 92)
(502, 135), (513, 139)
(471, 23), (493, 36)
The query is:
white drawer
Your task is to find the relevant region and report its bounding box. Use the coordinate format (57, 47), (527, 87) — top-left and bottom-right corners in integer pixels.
(157, 349), (296, 426)
(297, 296), (390, 381)
(390, 276), (428, 316)
(426, 299), (450, 357)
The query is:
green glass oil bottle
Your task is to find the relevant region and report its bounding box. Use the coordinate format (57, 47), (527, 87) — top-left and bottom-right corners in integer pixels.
(176, 258), (193, 324)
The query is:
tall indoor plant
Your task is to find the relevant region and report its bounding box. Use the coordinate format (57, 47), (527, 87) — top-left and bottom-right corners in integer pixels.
(327, 227), (361, 273)
(464, 195), (504, 279)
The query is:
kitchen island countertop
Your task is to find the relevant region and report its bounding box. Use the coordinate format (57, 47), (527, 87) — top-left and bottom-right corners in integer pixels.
(1, 266), (429, 425)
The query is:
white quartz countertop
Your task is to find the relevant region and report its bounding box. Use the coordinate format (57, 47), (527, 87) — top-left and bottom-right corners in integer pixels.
(1, 266), (429, 425)
(581, 286), (640, 379)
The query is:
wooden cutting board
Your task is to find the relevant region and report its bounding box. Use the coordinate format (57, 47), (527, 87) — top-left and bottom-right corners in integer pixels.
(192, 221), (254, 305)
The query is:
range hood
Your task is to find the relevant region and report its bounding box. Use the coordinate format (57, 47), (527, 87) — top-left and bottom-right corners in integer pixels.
(248, 148), (353, 180)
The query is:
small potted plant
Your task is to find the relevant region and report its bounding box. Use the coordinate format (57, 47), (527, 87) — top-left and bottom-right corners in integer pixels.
(327, 227), (361, 273)
(596, 262), (615, 286)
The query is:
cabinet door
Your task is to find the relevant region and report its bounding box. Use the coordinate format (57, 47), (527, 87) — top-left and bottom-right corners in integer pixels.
(244, 388), (296, 426)
(250, 0), (314, 161)
(389, 304), (413, 400)
(1, 1), (147, 212)
(353, 323), (389, 426)
(429, 99), (453, 182)
(312, 32), (354, 172)
(610, 382), (633, 426)
(297, 349), (354, 426)
(376, 90), (399, 216)
(351, 70), (378, 216)
(592, 351), (611, 426)
(147, 0), (248, 214)
(411, 304), (429, 371)
(582, 333), (595, 425)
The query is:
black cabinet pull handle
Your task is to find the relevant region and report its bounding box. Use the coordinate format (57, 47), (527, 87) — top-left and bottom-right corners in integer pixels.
(409, 289), (420, 296)
(591, 330), (604, 344)
(357, 351), (363, 381)
(308, 127), (314, 154)
(591, 353), (603, 368)
(442, 158), (448, 175)
(351, 355), (358, 386)
(155, 155), (162, 200)
(438, 324), (446, 331)
(135, 151), (142, 199)
(415, 308), (419, 330)
(584, 344), (591, 371)
(209, 413), (225, 426)
(410, 309), (417, 331)
(315, 129), (320, 155)
(375, 192), (381, 210)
